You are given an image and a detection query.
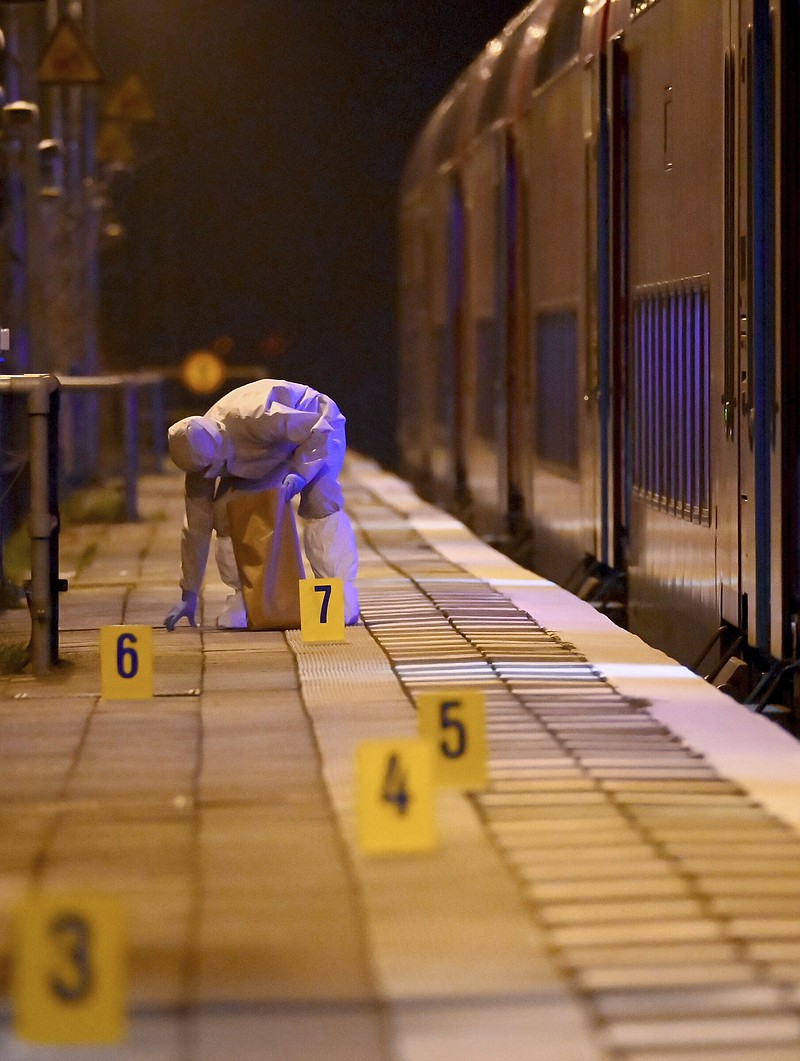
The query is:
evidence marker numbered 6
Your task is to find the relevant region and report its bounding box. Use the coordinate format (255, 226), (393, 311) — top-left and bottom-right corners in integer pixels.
(100, 625), (154, 700)
(12, 892), (127, 1045)
(356, 737), (438, 854)
(417, 689), (488, 789)
(299, 577), (346, 643)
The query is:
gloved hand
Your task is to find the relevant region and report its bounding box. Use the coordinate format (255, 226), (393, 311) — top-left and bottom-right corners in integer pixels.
(164, 590), (198, 631)
(282, 472), (306, 500)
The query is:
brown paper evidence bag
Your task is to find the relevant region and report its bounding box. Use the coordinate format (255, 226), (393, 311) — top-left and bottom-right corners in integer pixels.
(226, 488), (306, 630)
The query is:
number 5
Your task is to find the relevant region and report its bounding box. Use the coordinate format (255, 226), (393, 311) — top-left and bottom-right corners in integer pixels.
(440, 700), (467, 759)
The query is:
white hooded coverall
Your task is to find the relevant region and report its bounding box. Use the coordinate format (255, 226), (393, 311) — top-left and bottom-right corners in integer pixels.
(168, 379), (359, 625)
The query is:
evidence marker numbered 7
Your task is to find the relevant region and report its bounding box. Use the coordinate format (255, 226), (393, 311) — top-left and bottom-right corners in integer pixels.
(299, 577), (346, 643)
(100, 625), (154, 700)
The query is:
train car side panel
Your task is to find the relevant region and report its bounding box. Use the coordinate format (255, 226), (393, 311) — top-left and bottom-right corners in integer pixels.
(524, 62), (594, 584)
(624, 0), (725, 665)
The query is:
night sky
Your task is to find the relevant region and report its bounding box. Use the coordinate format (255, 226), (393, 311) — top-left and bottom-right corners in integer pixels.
(96, 1), (525, 466)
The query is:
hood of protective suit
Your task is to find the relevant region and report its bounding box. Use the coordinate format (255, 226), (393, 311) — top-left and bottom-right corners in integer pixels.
(168, 416), (226, 476)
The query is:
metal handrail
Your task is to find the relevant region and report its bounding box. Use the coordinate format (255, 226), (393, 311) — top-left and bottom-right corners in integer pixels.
(0, 373), (60, 675)
(0, 371), (169, 673)
(56, 371), (168, 521)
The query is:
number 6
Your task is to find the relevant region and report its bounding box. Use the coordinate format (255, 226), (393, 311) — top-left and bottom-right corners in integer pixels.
(116, 633), (138, 679)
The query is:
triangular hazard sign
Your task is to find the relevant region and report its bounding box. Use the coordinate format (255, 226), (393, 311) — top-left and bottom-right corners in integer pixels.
(102, 74), (156, 123)
(96, 121), (135, 166)
(38, 17), (103, 85)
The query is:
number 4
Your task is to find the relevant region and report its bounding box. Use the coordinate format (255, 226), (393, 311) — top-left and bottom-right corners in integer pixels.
(382, 753), (411, 815)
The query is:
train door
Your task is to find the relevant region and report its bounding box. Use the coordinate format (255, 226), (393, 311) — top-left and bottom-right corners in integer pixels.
(447, 175), (468, 502)
(598, 37), (630, 574)
(777, 0), (800, 658)
(623, 0), (723, 665)
(426, 173), (464, 505)
(732, 0), (776, 655)
(505, 132), (531, 537)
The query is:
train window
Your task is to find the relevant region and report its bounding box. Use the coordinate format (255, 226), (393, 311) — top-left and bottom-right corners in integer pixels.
(631, 278), (710, 522)
(535, 308), (578, 469)
(533, 0), (585, 89)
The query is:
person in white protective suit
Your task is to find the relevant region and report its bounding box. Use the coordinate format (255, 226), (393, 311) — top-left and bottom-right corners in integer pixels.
(163, 378), (359, 630)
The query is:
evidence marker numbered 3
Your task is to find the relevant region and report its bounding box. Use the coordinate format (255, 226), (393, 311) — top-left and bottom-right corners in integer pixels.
(12, 892), (127, 1045)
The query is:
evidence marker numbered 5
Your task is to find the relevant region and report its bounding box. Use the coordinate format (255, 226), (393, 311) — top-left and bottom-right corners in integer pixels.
(100, 625), (154, 700)
(12, 892), (127, 1045)
(417, 689), (488, 789)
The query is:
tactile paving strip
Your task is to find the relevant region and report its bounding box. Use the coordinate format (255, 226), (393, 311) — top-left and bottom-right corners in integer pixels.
(350, 510), (800, 1059)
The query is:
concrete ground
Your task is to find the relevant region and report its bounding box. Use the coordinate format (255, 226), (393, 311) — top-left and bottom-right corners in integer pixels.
(2, 458), (800, 1061)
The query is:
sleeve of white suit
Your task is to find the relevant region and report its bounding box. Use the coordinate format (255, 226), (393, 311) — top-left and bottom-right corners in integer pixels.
(286, 396), (346, 483)
(179, 472), (216, 594)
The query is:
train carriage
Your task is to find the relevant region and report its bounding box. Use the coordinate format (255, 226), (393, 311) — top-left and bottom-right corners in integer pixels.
(399, 0), (800, 713)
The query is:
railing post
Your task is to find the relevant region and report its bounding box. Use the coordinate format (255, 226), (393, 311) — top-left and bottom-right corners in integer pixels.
(123, 383), (139, 521)
(150, 377), (167, 472)
(25, 375), (59, 676)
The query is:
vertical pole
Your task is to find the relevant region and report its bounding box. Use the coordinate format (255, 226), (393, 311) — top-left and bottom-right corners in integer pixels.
(20, 106), (48, 374)
(151, 379), (167, 472)
(79, 0), (101, 472)
(123, 384), (139, 521)
(27, 376), (57, 676)
(47, 384), (60, 664)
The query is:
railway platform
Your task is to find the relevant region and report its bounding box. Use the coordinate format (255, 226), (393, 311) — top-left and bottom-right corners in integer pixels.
(2, 456), (800, 1060)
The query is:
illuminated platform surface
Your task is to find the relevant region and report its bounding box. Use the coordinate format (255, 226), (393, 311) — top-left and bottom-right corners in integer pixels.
(2, 456), (800, 1060)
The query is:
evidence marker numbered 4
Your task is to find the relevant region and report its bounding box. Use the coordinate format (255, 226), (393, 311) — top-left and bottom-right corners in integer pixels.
(356, 737), (438, 854)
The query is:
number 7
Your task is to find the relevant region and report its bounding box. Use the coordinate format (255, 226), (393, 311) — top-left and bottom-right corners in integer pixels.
(314, 583), (332, 623)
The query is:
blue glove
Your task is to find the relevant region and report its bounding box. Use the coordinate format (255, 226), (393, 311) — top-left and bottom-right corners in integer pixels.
(164, 590), (198, 631)
(282, 473), (306, 500)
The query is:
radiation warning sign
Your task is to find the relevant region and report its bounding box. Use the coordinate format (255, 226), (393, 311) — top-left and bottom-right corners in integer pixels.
(38, 17), (103, 85)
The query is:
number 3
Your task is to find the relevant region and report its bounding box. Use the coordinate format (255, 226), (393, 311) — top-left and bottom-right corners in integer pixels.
(49, 913), (93, 1003)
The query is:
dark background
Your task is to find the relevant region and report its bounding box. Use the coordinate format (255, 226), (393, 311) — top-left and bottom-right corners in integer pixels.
(96, 1), (525, 466)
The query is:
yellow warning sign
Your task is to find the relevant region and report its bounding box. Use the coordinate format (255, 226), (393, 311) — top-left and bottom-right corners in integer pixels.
(181, 350), (226, 395)
(38, 17), (103, 85)
(96, 121), (135, 166)
(102, 74), (156, 123)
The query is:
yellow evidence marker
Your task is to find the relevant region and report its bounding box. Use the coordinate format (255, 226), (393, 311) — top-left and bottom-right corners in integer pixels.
(299, 577), (346, 643)
(100, 625), (154, 700)
(12, 892), (127, 1045)
(356, 737), (438, 854)
(417, 689), (488, 789)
